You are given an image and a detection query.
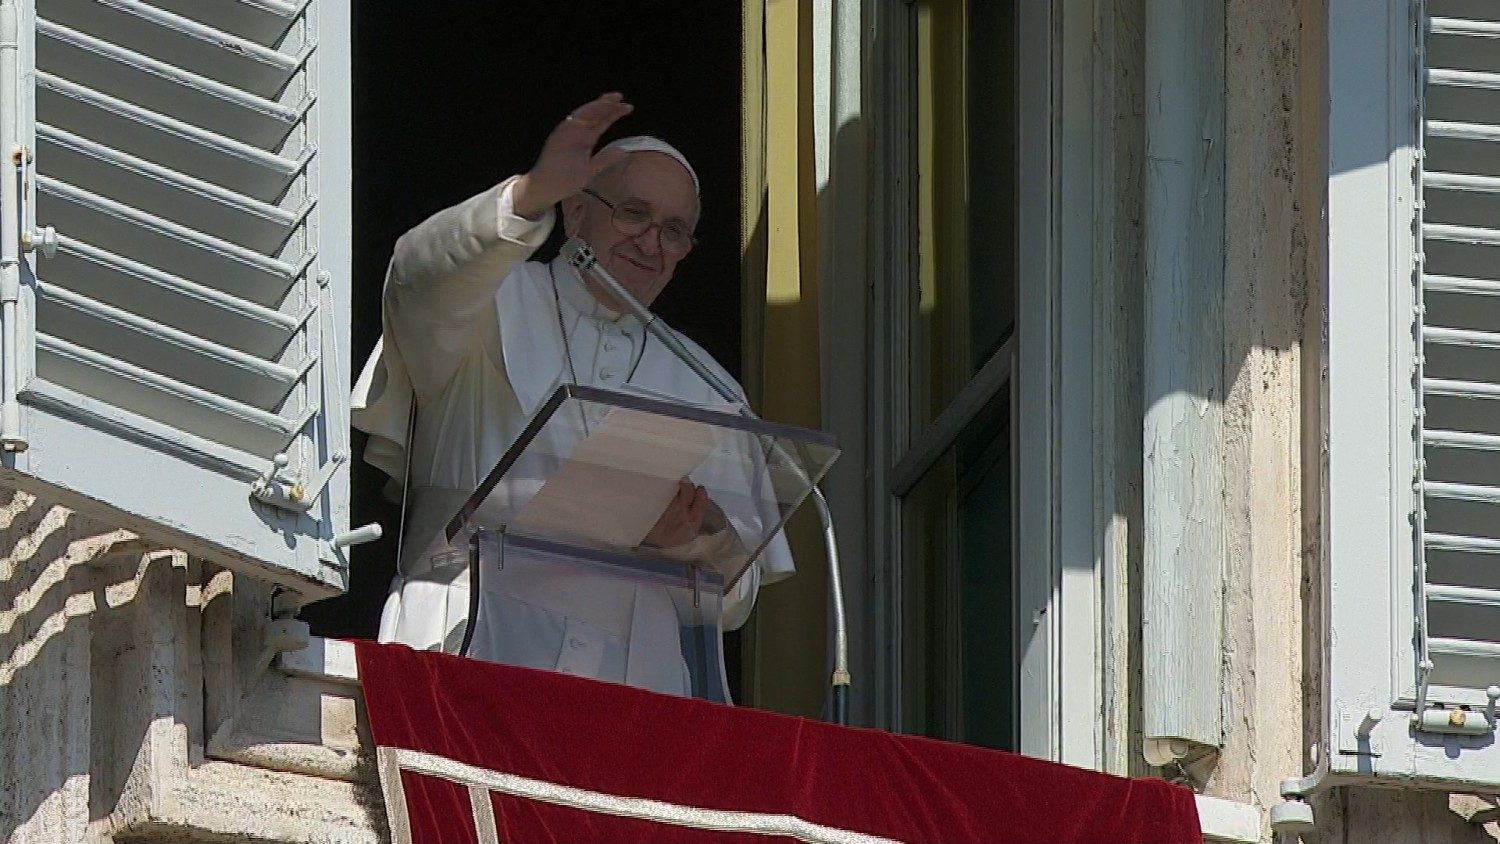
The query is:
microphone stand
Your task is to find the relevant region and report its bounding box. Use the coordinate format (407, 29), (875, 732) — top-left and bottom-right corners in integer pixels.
(561, 238), (852, 726)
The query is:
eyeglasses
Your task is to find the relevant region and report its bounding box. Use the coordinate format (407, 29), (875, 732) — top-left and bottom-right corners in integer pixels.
(582, 188), (697, 255)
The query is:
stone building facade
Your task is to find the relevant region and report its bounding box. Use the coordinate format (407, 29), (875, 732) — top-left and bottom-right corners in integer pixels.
(8, 2), (1500, 843)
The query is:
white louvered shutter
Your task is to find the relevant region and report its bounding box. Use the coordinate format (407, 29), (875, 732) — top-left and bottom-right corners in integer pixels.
(1, 0), (352, 597)
(1415, 2), (1500, 718)
(1327, 0), (1500, 787)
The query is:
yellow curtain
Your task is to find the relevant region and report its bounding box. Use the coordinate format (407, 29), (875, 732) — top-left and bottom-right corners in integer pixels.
(743, 0), (819, 424)
(740, 0), (826, 717)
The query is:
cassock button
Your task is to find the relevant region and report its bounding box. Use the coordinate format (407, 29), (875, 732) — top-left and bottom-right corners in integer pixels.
(568, 637), (584, 649)
(604, 342), (617, 352)
(600, 368), (615, 380)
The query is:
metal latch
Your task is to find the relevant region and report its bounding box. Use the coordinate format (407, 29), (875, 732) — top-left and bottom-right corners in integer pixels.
(1413, 684), (1500, 737)
(251, 449), (347, 512)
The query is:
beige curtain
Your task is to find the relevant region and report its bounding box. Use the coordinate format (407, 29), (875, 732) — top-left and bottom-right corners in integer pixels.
(742, 0), (819, 425)
(740, 0), (828, 717)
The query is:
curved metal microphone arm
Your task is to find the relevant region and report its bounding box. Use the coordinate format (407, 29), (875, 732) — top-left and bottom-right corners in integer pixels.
(561, 239), (743, 401)
(561, 237), (853, 724)
(810, 486), (852, 725)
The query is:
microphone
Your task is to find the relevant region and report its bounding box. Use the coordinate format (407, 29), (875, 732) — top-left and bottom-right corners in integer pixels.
(559, 238), (741, 405)
(560, 237), (853, 726)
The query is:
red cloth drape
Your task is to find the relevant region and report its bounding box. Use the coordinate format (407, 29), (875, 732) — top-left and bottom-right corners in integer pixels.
(354, 641), (1202, 844)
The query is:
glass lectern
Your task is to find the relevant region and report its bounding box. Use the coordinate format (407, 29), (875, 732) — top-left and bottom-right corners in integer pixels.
(443, 384), (840, 702)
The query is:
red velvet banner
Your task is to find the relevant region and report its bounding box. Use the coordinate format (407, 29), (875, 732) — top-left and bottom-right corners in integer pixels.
(354, 641), (1202, 844)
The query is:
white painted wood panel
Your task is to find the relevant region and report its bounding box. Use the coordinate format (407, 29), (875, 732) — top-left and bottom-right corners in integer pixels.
(1326, 0), (1500, 788)
(2, 0), (352, 597)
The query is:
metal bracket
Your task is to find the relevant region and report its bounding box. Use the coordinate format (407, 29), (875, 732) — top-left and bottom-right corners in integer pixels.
(251, 449), (347, 513)
(1336, 705), (1385, 757)
(12, 144), (54, 260)
(20, 223), (55, 257)
(1143, 738), (1193, 767)
(1272, 745), (1331, 836)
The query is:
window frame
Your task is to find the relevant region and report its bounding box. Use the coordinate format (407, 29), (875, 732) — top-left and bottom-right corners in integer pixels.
(853, 0), (1099, 764)
(1323, 0), (1416, 750)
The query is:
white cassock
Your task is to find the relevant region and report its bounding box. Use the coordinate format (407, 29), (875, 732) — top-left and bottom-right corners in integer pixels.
(350, 176), (795, 697)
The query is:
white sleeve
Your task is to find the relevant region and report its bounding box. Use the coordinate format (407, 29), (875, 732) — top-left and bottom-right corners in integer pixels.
(495, 179), (554, 243)
(384, 176), (554, 402)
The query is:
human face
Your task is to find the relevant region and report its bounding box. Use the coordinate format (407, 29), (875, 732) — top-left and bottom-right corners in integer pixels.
(563, 152), (698, 310)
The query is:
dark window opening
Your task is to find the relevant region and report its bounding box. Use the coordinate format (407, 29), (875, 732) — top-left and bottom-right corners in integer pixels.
(302, 4), (746, 697)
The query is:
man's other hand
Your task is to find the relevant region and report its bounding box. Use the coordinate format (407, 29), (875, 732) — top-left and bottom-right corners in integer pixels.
(512, 93), (633, 220)
(643, 478), (708, 549)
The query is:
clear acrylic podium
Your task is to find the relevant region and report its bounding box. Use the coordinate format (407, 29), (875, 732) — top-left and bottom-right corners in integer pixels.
(443, 384), (840, 702)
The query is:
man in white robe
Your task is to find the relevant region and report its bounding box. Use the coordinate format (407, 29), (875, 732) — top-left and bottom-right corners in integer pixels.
(350, 93), (794, 697)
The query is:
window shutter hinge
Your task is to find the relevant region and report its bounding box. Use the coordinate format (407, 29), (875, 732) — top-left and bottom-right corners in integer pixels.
(0, 136), (47, 453)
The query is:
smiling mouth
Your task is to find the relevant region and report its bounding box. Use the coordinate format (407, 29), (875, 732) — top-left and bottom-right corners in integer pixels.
(621, 255), (656, 273)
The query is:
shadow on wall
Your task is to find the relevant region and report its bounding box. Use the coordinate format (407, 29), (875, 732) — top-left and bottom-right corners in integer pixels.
(0, 488), (167, 839)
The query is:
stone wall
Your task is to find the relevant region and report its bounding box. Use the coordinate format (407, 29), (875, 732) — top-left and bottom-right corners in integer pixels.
(0, 489), (381, 843)
(1209, 1), (1500, 841)
(1208, 0), (1316, 820)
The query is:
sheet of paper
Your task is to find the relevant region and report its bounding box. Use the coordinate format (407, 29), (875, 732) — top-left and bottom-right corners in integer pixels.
(512, 407), (718, 548)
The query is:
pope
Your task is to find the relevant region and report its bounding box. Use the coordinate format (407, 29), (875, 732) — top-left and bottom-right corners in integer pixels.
(350, 93), (793, 697)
